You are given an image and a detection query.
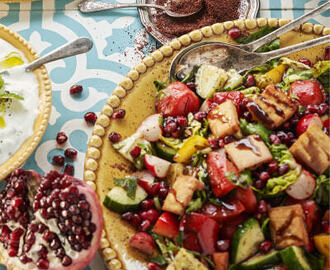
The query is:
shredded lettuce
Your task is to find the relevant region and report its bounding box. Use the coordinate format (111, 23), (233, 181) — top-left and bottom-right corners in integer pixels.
(280, 68), (313, 91)
(239, 119), (271, 144)
(226, 169), (253, 189)
(313, 175), (330, 207)
(313, 60), (330, 92)
(159, 136), (183, 150)
(185, 113), (208, 137)
(240, 86), (261, 98)
(264, 168), (300, 195)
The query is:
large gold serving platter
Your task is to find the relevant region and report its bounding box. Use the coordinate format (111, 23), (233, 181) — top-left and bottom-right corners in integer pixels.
(84, 19), (329, 270)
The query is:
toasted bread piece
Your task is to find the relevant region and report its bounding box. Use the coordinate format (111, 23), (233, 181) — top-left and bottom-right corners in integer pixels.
(269, 204), (309, 249)
(289, 124), (330, 175)
(208, 100), (240, 139)
(162, 175), (204, 215)
(167, 248), (208, 270)
(247, 85), (298, 129)
(224, 135), (273, 171)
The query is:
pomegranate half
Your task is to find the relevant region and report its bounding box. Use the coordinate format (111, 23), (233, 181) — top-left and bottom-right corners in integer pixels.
(0, 169), (103, 270)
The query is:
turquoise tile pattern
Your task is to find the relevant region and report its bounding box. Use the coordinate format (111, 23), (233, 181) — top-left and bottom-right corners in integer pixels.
(0, 0), (329, 269)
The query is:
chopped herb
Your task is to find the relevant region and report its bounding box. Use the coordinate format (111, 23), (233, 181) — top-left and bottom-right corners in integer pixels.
(235, 26), (278, 45)
(175, 231), (183, 247)
(149, 255), (167, 266)
(185, 197), (203, 214)
(181, 65), (199, 84)
(113, 177), (137, 200)
(154, 80), (167, 91)
(188, 250), (216, 269)
(0, 93), (24, 101)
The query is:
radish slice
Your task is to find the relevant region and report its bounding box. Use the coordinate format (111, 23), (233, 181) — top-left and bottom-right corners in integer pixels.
(286, 170), (316, 200)
(137, 114), (162, 142)
(144, 154), (171, 178)
(132, 170), (155, 184)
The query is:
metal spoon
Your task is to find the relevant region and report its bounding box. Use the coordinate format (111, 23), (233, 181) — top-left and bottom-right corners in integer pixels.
(78, 0), (202, 18)
(170, 35), (330, 79)
(1, 37), (93, 75)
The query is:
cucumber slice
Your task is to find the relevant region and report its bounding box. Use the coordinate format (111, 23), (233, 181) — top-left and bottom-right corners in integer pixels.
(195, 64), (228, 99)
(280, 246), (311, 270)
(231, 218), (265, 264)
(236, 250), (281, 270)
(155, 142), (177, 161)
(103, 186), (147, 214)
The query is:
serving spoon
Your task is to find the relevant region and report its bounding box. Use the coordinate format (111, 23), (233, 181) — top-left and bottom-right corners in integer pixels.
(1, 37), (93, 75)
(78, 0), (202, 18)
(170, 35), (330, 79)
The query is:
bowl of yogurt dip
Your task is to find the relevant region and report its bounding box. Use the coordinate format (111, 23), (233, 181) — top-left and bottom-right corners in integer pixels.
(0, 25), (52, 181)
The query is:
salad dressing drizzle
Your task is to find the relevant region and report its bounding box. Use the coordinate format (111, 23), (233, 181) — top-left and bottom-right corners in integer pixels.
(258, 95), (285, 118)
(234, 137), (261, 156)
(247, 102), (275, 129)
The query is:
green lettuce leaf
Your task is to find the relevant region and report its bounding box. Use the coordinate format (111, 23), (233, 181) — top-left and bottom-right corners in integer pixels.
(235, 25), (278, 45)
(239, 118), (271, 144)
(0, 92), (24, 101)
(256, 38), (280, 53)
(226, 169), (253, 189)
(314, 175), (330, 207)
(264, 168), (300, 195)
(313, 60), (330, 92)
(280, 68), (313, 91)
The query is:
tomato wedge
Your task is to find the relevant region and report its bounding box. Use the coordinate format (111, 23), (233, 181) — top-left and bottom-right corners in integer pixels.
(201, 200), (245, 223)
(207, 151), (237, 197)
(291, 80), (324, 106)
(157, 81), (200, 116)
(233, 186), (257, 213)
(213, 91), (244, 115)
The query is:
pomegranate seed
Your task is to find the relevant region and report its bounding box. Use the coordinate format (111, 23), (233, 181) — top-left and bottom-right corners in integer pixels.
(11, 197), (23, 208)
(20, 254), (32, 264)
(70, 85), (83, 95)
(64, 148), (77, 159)
(216, 240), (230, 251)
(177, 116), (187, 127)
(108, 132), (122, 143)
(141, 199), (154, 210)
(52, 155), (65, 166)
(194, 111), (207, 121)
(245, 74), (255, 87)
(171, 129), (181, 138)
(132, 214), (142, 228)
(148, 262), (162, 270)
(259, 171), (270, 182)
(298, 58), (311, 67)
(279, 163), (290, 176)
(158, 188), (169, 200)
(145, 209), (159, 224)
(84, 112), (97, 124)
(269, 134), (281, 144)
(150, 182), (161, 196)
(255, 180), (265, 189)
(121, 212), (133, 221)
(307, 104), (319, 114)
(218, 139), (225, 148)
(228, 27), (241, 39)
(139, 220), (151, 231)
(130, 145), (141, 158)
(322, 220), (330, 234)
(186, 82), (196, 91)
(37, 259), (49, 269)
(257, 200), (268, 213)
(318, 103), (328, 115)
(43, 230), (55, 242)
(259, 240), (272, 253)
(325, 46), (330, 60)
(8, 248), (18, 257)
(62, 256), (72, 266)
(208, 138), (219, 149)
(164, 121), (177, 134)
(268, 161), (278, 174)
(223, 135), (236, 144)
(63, 164), (74, 176)
(112, 109), (126, 119)
(56, 132), (68, 144)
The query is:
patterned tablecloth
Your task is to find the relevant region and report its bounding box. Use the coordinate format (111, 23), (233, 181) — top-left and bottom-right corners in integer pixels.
(0, 0), (329, 269)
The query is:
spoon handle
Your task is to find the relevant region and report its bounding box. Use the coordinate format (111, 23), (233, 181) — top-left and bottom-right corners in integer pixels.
(78, 1), (164, 13)
(262, 35), (330, 61)
(246, 1), (330, 52)
(25, 37), (93, 72)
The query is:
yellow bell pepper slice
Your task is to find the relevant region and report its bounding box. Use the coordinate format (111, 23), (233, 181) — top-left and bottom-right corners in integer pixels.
(255, 64), (288, 88)
(314, 234), (330, 258)
(173, 135), (209, 163)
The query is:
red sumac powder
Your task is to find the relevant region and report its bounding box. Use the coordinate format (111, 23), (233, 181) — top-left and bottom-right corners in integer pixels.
(154, 0), (241, 39)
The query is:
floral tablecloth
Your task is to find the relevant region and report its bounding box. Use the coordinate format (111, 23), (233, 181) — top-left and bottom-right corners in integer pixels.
(0, 0), (328, 269)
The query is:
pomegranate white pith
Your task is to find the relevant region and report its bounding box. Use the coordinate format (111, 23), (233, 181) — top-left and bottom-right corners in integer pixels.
(0, 169), (103, 270)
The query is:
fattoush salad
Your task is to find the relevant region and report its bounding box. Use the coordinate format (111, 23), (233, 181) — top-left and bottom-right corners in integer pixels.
(106, 28), (330, 270)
